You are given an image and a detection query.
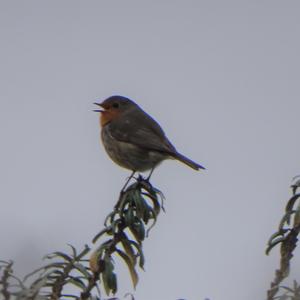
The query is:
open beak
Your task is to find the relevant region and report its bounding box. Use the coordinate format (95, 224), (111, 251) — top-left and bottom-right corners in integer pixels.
(93, 102), (104, 112)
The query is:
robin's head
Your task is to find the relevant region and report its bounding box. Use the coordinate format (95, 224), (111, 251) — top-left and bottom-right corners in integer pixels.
(94, 95), (137, 126)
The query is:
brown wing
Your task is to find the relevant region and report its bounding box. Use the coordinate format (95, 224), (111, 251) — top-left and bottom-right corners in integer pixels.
(107, 107), (177, 154)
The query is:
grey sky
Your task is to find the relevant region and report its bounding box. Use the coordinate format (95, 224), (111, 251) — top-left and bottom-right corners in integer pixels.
(1, 1), (300, 300)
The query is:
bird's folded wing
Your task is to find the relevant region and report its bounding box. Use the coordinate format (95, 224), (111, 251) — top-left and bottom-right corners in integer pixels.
(108, 110), (176, 154)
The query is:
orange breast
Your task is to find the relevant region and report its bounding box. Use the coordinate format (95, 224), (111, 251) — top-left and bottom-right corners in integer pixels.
(100, 110), (120, 127)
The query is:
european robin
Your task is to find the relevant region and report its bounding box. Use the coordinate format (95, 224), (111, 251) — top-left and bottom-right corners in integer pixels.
(94, 95), (205, 175)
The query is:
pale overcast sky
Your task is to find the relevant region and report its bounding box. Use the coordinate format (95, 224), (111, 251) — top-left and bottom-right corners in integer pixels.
(1, 1), (300, 300)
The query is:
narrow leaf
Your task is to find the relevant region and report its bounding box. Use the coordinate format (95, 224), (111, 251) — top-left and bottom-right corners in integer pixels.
(93, 227), (112, 244)
(116, 249), (138, 288)
(74, 263), (91, 278)
(120, 233), (137, 266)
(67, 277), (86, 290)
(47, 251), (73, 263)
(286, 194), (300, 213)
(130, 221), (145, 242)
(267, 229), (288, 246)
(266, 236), (286, 255)
(102, 256), (115, 295)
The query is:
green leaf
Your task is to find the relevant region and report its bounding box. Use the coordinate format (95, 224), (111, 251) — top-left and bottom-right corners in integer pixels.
(78, 245), (91, 260)
(108, 272), (117, 294)
(61, 294), (79, 299)
(67, 244), (77, 258)
(118, 192), (131, 213)
(286, 194), (300, 213)
(116, 249), (138, 289)
(29, 275), (50, 293)
(111, 219), (122, 235)
(46, 251), (73, 263)
(294, 203), (300, 227)
(67, 277), (86, 290)
(130, 220), (145, 242)
(24, 264), (65, 282)
(89, 240), (112, 273)
(291, 176), (300, 194)
(102, 256), (116, 295)
(102, 273), (110, 296)
(279, 211), (296, 229)
(129, 240), (145, 270)
(97, 239), (113, 253)
(267, 229), (288, 246)
(120, 233), (137, 266)
(93, 227), (113, 244)
(74, 263), (91, 278)
(142, 192), (160, 216)
(142, 181), (165, 205)
(124, 208), (135, 226)
(142, 204), (151, 224)
(145, 207), (158, 236)
(104, 211), (117, 227)
(44, 262), (67, 270)
(49, 269), (65, 276)
(137, 247), (145, 270)
(133, 191), (147, 219)
(266, 236), (286, 255)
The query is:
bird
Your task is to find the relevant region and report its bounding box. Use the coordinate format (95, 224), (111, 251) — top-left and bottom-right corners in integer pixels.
(94, 95), (205, 177)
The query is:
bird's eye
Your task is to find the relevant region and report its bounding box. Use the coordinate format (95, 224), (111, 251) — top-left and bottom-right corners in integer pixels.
(112, 102), (119, 108)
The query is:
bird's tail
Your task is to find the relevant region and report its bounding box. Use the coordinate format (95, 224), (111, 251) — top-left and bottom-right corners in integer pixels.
(173, 152), (205, 171)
